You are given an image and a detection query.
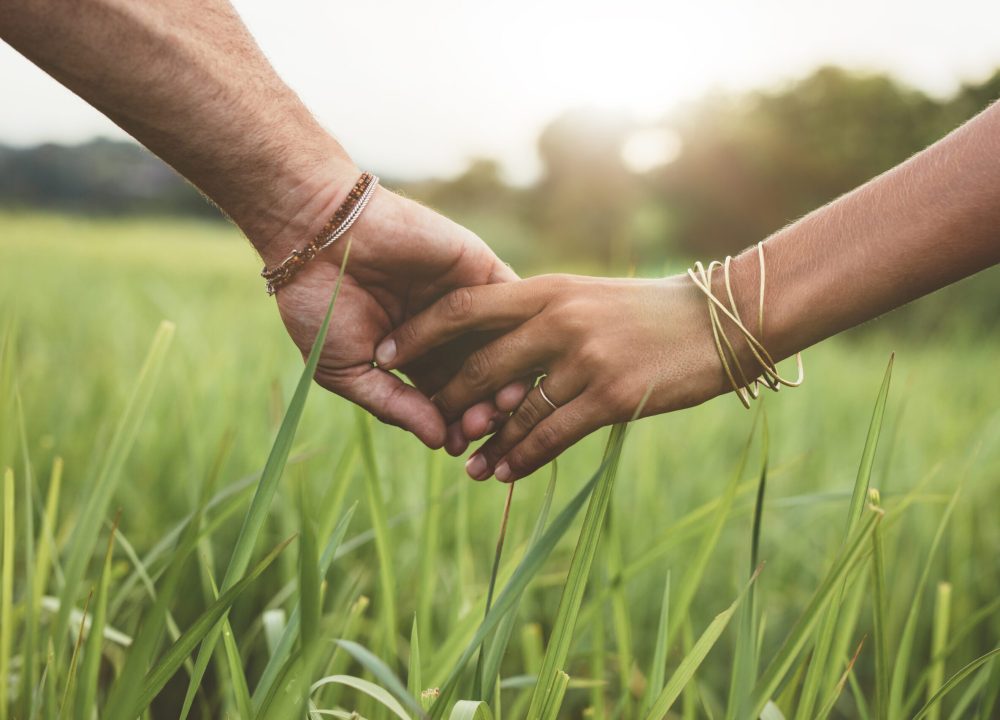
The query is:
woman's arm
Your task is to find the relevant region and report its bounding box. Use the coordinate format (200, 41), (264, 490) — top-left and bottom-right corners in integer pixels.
(376, 102), (1000, 481)
(2, 0), (523, 447)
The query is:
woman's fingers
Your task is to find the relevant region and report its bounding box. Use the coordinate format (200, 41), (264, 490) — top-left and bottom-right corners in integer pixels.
(465, 374), (586, 480)
(432, 322), (554, 422)
(375, 282), (544, 370)
(492, 399), (598, 482)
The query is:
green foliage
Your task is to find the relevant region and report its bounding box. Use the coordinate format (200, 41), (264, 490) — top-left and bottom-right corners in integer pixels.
(0, 218), (998, 718)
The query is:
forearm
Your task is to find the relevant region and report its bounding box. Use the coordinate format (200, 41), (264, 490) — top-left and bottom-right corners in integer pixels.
(728, 102), (1000, 362)
(0, 0), (351, 260)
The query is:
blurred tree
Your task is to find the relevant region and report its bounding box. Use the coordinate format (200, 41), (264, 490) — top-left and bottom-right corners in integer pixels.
(653, 66), (956, 257)
(0, 138), (219, 218)
(531, 109), (638, 271)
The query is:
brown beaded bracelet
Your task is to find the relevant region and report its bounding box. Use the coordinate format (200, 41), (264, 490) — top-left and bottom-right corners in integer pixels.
(261, 172), (379, 295)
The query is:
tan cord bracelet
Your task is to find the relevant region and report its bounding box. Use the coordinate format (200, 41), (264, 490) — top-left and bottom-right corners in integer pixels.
(261, 172), (379, 295)
(687, 242), (804, 408)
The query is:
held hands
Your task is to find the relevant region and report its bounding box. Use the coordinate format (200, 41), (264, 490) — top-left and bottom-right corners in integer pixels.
(266, 181), (529, 450)
(376, 274), (734, 482)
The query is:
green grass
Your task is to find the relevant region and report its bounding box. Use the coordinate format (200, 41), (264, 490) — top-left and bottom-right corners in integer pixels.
(0, 211), (998, 718)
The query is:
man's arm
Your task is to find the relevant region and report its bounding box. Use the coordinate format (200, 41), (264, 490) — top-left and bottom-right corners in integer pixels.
(2, 0), (526, 448)
(1, 0), (349, 259)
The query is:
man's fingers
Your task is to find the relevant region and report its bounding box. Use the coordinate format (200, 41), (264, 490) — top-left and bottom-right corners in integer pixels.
(493, 400), (598, 482)
(444, 421), (470, 456)
(464, 374), (584, 480)
(433, 323), (553, 422)
(375, 283), (542, 370)
(319, 366), (447, 449)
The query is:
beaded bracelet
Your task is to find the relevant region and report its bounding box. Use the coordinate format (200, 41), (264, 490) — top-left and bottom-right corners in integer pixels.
(261, 172), (379, 295)
(687, 242), (804, 408)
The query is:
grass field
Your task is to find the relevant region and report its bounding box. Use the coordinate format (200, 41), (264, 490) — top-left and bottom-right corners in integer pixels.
(0, 212), (998, 719)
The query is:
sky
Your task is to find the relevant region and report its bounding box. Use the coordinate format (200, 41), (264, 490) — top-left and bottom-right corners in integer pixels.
(2, 0), (999, 183)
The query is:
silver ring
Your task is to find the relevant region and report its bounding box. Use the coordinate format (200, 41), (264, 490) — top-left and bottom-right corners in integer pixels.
(537, 378), (560, 411)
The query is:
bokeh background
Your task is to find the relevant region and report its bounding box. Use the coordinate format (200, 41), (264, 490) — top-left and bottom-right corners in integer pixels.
(1, 2), (999, 718)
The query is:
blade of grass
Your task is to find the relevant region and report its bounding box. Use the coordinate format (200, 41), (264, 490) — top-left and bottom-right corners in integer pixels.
(202, 567), (253, 720)
(59, 590), (92, 718)
(417, 451), (444, 647)
(179, 242), (353, 719)
(335, 639), (424, 719)
(356, 409), (399, 661)
(310, 675), (413, 720)
(15, 389), (38, 720)
(524, 424), (629, 720)
(605, 499), (634, 713)
(75, 514), (119, 720)
(539, 670), (570, 720)
(299, 478), (321, 652)
(727, 412), (769, 720)
(102, 460), (218, 720)
(0, 468), (14, 720)
(474, 482), (515, 700)
(479, 462), (558, 702)
(796, 354), (893, 720)
(127, 535), (295, 716)
(887, 488), (961, 718)
(409, 616), (423, 700)
(449, 700), (494, 720)
(252, 504), (357, 708)
(925, 582), (953, 720)
(750, 507), (883, 717)
(667, 408), (760, 646)
(109, 458), (311, 616)
(53, 321), (175, 663)
(869, 490), (889, 720)
(639, 570), (671, 716)
(643, 568), (761, 720)
(912, 648), (1000, 720)
(946, 662), (991, 720)
(114, 522), (192, 675)
(815, 637), (865, 720)
(847, 663), (873, 720)
(975, 655), (999, 720)
(33, 458), (62, 603)
(428, 426), (629, 720)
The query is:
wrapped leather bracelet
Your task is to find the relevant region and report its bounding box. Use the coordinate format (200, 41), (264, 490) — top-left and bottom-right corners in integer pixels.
(261, 171), (379, 295)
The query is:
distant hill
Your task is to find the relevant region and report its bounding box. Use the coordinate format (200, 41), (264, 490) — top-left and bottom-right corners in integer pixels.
(0, 138), (222, 219)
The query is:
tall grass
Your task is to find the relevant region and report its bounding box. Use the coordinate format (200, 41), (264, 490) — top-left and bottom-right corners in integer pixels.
(0, 213), (997, 718)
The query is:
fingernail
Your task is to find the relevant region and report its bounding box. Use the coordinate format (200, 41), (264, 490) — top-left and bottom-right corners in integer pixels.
(465, 454), (488, 480)
(374, 338), (396, 366)
(445, 424), (467, 456)
(485, 419), (497, 434)
(494, 461), (513, 483)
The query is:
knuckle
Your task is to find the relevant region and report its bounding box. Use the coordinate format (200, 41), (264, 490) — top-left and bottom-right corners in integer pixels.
(505, 448), (529, 476)
(434, 393), (457, 418)
(534, 423), (562, 454)
(512, 399), (543, 431)
(462, 349), (493, 388)
(446, 287), (475, 320)
(399, 319), (420, 347)
(576, 341), (606, 370)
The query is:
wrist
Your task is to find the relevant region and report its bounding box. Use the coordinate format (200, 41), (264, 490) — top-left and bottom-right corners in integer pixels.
(688, 244), (801, 398)
(229, 141), (361, 267)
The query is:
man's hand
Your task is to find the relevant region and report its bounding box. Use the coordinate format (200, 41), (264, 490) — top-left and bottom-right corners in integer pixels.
(2, 0), (532, 448)
(266, 179), (527, 450)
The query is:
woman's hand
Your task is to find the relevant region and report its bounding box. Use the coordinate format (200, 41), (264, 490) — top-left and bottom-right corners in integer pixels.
(375, 274), (736, 481)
